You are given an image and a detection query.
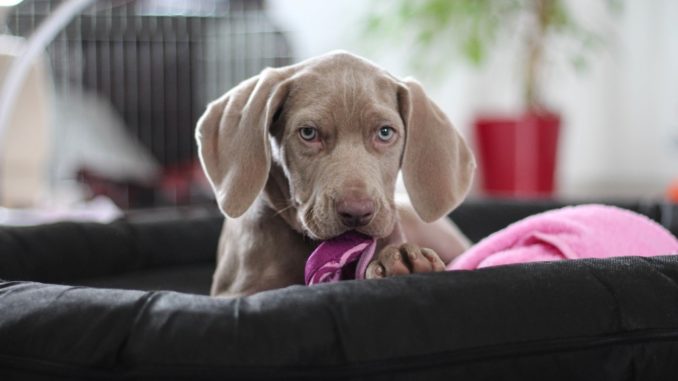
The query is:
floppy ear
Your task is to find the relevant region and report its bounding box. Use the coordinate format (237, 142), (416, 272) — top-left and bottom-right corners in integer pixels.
(398, 78), (476, 222)
(196, 67), (293, 218)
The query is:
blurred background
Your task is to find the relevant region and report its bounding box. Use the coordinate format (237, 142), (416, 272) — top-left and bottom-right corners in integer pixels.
(0, 0), (676, 224)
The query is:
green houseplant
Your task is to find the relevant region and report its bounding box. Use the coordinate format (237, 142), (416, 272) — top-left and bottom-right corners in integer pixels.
(365, 0), (620, 196)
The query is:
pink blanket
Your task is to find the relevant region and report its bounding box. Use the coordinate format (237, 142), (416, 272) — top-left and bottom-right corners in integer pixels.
(448, 204), (678, 270)
(304, 204), (678, 285)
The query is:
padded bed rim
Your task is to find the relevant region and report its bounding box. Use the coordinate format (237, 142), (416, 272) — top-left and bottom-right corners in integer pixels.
(2, 255), (678, 379)
(1, 327), (678, 380)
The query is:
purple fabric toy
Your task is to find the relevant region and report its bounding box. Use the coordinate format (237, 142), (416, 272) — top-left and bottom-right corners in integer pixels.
(305, 231), (377, 285)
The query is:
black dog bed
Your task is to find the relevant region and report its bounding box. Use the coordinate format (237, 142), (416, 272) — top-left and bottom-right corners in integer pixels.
(1, 199), (678, 380)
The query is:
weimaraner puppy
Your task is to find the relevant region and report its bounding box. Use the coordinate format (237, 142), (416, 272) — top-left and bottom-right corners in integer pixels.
(197, 51), (475, 297)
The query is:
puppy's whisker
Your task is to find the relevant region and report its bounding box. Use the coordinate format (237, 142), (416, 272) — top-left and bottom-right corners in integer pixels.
(273, 204), (294, 217)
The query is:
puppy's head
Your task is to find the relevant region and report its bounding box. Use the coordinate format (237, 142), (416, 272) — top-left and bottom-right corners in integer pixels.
(196, 51), (475, 240)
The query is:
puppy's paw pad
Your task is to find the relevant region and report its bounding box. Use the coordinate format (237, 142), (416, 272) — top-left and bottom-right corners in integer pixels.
(365, 244), (445, 279)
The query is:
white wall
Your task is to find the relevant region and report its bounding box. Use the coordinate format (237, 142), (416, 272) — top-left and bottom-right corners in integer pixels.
(267, 0), (678, 198)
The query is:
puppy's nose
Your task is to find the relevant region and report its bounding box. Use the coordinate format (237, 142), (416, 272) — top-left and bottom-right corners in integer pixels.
(336, 198), (375, 228)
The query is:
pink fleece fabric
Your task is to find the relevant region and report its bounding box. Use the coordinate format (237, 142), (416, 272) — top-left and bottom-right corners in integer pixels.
(448, 204), (678, 270)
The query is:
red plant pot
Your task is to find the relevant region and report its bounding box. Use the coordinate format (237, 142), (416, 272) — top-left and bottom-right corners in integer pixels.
(474, 111), (561, 197)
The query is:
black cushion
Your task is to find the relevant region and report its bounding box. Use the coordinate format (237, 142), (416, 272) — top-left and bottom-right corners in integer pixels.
(1, 199), (677, 380)
(2, 256), (678, 380)
(0, 206), (222, 293)
(450, 198), (678, 243)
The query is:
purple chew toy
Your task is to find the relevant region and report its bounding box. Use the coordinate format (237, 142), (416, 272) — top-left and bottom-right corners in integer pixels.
(304, 231), (377, 285)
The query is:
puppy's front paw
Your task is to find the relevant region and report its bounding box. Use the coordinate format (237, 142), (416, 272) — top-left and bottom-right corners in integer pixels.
(365, 244), (445, 279)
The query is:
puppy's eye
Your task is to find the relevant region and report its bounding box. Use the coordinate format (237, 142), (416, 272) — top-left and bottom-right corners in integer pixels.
(377, 126), (396, 142)
(299, 127), (319, 142)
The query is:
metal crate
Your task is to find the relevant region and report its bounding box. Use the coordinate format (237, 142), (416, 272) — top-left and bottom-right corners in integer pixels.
(6, 0), (292, 207)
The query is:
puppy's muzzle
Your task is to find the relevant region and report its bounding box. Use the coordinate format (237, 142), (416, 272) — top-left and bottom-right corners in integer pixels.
(335, 197), (375, 228)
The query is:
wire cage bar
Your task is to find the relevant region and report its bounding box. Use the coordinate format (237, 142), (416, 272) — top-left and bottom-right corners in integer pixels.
(5, 0), (292, 208)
